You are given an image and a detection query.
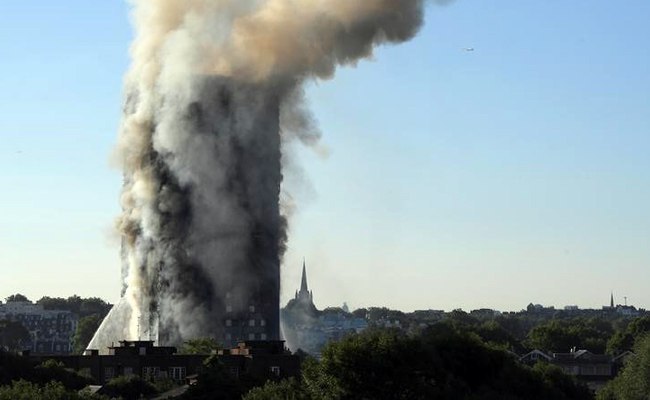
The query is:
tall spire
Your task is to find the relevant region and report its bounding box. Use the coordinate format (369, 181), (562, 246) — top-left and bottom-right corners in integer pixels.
(610, 291), (614, 308)
(300, 258), (309, 293)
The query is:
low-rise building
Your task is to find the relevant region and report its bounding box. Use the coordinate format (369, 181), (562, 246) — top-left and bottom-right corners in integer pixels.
(27, 339), (299, 384)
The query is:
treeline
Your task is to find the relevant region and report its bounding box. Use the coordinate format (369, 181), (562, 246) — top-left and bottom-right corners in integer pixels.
(244, 325), (594, 400)
(337, 306), (650, 356)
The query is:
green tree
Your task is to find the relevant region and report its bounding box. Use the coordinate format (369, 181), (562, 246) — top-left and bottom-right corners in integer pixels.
(526, 319), (612, 353)
(5, 294), (29, 303)
(184, 355), (250, 400)
(0, 380), (104, 400)
(72, 315), (102, 354)
(243, 378), (309, 400)
(313, 326), (592, 400)
(0, 320), (31, 351)
(102, 376), (158, 400)
(179, 337), (221, 354)
(606, 317), (650, 355)
(598, 334), (650, 400)
(37, 296), (112, 319)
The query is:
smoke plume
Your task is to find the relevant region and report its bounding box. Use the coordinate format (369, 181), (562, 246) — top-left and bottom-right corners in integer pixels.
(90, 0), (433, 350)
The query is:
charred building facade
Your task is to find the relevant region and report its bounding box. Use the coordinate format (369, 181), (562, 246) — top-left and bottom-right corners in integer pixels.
(150, 77), (283, 347)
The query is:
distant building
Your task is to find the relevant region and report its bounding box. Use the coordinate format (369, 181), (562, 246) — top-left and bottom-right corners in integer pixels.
(282, 260), (368, 355)
(0, 300), (77, 354)
(520, 348), (631, 392)
(294, 259), (315, 309)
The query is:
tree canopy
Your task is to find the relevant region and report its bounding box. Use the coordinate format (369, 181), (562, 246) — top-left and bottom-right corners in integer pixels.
(243, 326), (592, 400)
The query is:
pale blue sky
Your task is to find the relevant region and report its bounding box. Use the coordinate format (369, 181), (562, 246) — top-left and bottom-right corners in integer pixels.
(0, 1), (648, 312)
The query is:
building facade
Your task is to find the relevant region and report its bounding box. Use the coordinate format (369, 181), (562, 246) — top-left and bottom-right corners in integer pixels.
(29, 339), (299, 385)
(0, 300), (77, 354)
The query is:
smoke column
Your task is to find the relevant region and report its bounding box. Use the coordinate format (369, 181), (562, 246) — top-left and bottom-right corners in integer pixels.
(90, 0), (435, 350)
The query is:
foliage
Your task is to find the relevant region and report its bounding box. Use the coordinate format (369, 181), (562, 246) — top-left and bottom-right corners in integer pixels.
(526, 318), (613, 353)
(245, 327), (592, 400)
(34, 359), (93, 390)
(36, 296), (112, 319)
(243, 378), (309, 400)
(598, 334), (650, 400)
(0, 351), (91, 389)
(183, 355), (251, 400)
(0, 320), (30, 351)
(5, 294), (29, 303)
(179, 337), (221, 355)
(606, 316), (650, 355)
(72, 315), (102, 354)
(0, 380), (105, 400)
(102, 375), (158, 400)
(153, 377), (179, 393)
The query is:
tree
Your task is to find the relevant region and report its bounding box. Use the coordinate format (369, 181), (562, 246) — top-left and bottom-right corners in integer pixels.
(526, 319), (612, 353)
(99, 376), (157, 400)
(5, 294), (29, 303)
(0, 380), (106, 400)
(606, 317), (650, 355)
(598, 334), (650, 400)
(0, 320), (31, 351)
(184, 355), (250, 400)
(37, 296), (112, 319)
(243, 378), (309, 400)
(295, 326), (593, 400)
(73, 315), (102, 354)
(179, 337), (221, 355)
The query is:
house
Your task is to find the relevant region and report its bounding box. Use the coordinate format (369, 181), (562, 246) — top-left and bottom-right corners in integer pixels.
(522, 348), (621, 392)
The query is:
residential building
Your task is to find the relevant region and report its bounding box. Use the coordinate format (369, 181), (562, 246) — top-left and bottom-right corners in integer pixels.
(28, 339), (299, 384)
(0, 300), (77, 354)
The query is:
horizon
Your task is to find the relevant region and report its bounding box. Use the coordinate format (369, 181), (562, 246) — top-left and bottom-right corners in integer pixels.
(1, 1), (649, 313)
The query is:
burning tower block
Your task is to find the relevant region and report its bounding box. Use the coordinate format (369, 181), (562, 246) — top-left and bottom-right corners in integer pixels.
(90, 77), (282, 351)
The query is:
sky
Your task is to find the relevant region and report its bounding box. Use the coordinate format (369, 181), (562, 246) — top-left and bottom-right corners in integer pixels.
(0, 1), (648, 313)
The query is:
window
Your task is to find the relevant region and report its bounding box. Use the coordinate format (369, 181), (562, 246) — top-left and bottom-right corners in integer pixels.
(170, 366), (186, 381)
(249, 305), (255, 312)
(261, 333), (267, 340)
(225, 333), (232, 341)
(229, 367), (239, 378)
(226, 305), (233, 312)
(139, 347), (146, 355)
(260, 319), (266, 327)
(124, 367), (134, 376)
(270, 366), (281, 376)
(249, 319), (255, 327)
(248, 333), (255, 340)
(226, 319), (232, 327)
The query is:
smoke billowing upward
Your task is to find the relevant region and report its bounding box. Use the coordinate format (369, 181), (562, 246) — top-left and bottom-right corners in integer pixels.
(90, 0), (434, 350)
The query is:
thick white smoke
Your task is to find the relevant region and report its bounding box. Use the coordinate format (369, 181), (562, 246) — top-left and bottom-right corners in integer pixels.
(90, 0), (438, 351)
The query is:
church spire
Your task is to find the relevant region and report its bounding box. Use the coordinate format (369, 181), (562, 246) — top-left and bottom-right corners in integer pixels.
(300, 258), (309, 294)
(610, 291), (614, 308)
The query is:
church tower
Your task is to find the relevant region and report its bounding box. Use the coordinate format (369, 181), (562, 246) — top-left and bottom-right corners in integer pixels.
(295, 259), (314, 305)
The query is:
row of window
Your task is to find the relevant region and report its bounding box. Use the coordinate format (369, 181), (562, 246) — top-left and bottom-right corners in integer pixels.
(224, 332), (268, 341)
(103, 366), (186, 383)
(225, 319), (266, 327)
(225, 305), (259, 313)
